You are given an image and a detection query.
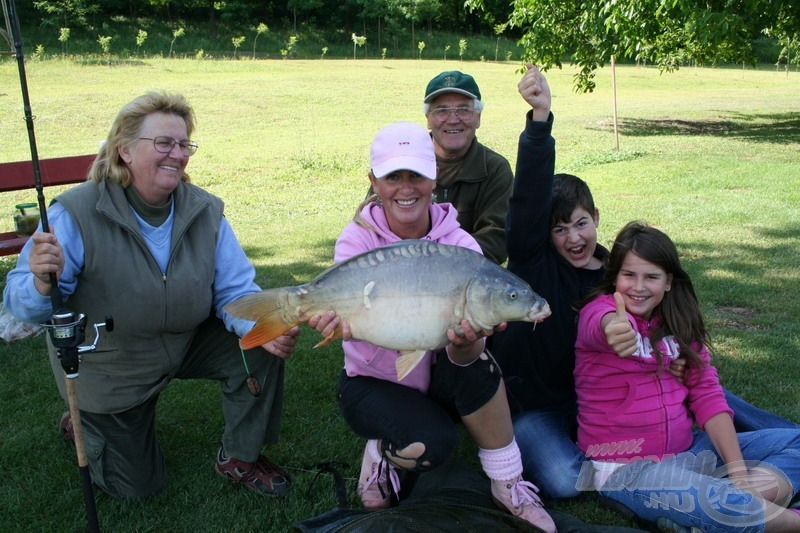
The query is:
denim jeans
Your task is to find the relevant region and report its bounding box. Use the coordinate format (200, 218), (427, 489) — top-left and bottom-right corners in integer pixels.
(513, 404), (587, 500)
(725, 389), (799, 432)
(512, 390), (797, 504)
(599, 428), (800, 532)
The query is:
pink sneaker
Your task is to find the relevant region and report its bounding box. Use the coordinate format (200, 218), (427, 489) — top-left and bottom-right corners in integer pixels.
(357, 441), (400, 509)
(491, 477), (557, 533)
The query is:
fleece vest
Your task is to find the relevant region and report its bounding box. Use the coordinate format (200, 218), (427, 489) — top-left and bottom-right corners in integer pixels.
(47, 179), (223, 413)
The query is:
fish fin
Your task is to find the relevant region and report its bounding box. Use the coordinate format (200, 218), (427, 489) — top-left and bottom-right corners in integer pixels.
(312, 325), (343, 348)
(225, 290), (295, 349)
(395, 350), (427, 381)
(362, 281), (375, 310)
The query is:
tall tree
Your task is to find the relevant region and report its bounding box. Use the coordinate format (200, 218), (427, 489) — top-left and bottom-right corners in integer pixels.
(32, 0), (100, 29)
(387, 0), (440, 56)
(288, 0), (324, 33)
(467, 0), (800, 92)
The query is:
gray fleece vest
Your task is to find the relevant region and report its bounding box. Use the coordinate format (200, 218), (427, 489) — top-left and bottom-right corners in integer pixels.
(47, 179), (223, 413)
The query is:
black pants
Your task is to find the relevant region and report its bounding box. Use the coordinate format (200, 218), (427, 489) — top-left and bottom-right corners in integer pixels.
(337, 350), (501, 471)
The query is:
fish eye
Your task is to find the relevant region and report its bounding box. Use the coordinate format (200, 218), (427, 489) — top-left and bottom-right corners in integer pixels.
(509, 291), (517, 300)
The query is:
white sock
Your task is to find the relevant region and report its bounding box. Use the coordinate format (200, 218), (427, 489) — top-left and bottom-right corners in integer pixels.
(478, 438), (523, 482)
(367, 439), (382, 463)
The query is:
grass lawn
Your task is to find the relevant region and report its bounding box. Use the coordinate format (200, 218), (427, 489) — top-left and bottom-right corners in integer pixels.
(0, 57), (798, 532)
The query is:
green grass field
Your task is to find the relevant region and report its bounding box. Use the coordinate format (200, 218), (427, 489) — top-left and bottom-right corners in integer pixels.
(0, 58), (798, 531)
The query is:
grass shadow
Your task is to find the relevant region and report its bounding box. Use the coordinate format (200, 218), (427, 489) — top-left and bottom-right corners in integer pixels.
(73, 57), (151, 67)
(591, 111), (800, 145)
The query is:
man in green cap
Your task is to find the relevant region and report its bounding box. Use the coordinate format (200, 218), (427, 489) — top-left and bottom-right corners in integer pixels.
(423, 70), (512, 264)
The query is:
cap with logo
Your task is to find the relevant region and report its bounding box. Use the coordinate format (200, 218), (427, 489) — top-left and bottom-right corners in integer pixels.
(424, 71), (481, 103)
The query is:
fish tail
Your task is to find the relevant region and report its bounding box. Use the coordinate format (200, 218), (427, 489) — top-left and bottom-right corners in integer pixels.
(395, 350), (427, 381)
(224, 290), (296, 349)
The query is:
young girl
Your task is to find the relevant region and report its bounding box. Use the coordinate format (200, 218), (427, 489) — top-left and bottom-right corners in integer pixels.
(313, 121), (556, 533)
(575, 221), (800, 532)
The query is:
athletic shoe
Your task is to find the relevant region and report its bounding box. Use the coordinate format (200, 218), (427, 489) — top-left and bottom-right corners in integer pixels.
(491, 476), (557, 533)
(59, 411), (74, 442)
(357, 441), (400, 509)
(215, 446), (291, 497)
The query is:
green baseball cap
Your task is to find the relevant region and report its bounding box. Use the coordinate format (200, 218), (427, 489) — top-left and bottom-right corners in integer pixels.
(424, 71), (481, 103)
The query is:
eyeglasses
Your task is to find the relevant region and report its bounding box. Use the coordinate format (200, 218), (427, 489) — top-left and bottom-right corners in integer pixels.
(138, 136), (199, 156)
(430, 106), (475, 121)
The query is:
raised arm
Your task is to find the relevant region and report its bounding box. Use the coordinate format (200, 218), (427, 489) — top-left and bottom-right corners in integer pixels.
(505, 64), (555, 265)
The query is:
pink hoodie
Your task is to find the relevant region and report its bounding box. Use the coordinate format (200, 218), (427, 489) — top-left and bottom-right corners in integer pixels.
(334, 202), (481, 393)
(575, 293), (733, 462)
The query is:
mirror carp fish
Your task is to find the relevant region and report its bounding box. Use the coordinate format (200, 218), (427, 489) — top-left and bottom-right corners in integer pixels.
(225, 240), (551, 380)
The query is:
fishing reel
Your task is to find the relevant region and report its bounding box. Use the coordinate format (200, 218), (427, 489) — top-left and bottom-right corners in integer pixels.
(42, 309), (114, 377)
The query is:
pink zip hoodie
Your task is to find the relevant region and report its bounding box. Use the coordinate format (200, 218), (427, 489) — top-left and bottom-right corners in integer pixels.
(575, 293), (733, 462)
(334, 201), (481, 393)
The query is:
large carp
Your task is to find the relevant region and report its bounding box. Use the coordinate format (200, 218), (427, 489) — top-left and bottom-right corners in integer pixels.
(225, 240), (551, 380)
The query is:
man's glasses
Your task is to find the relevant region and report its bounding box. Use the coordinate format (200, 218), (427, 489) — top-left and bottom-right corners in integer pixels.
(138, 136), (199, 156)
(430, 106), (475, 121)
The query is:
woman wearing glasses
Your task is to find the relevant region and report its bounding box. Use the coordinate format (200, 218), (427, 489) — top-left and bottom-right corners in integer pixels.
(3, 91), (312, 500)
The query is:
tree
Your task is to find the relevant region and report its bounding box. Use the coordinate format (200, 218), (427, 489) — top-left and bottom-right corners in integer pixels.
(253, 22), (268, 59)
(169, 26), (184, 58)
(96, 34), (111, 56)
(356, 0), (391, 52)
(287, 0), (324, 34)
(466, 0), (800, 92)
(58, 27), (70, 55)
(352, 32), (366, 59)
(135, 29), (147, 57)
(232, 35), (245, 59)
(388, 0), (433, 57)
(33, 0), (99, 29)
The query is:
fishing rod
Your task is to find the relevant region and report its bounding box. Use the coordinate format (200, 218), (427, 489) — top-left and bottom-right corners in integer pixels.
(3, 2), (112, 531)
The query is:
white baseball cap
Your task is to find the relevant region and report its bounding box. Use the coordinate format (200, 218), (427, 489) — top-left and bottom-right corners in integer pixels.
(370, 122), (436, 180)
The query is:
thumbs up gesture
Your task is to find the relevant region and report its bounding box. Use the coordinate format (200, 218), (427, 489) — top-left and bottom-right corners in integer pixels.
(601, 292), (638, 357)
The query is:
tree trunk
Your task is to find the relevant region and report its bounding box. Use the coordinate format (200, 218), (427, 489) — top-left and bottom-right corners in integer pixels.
(208, 6), (217, 39)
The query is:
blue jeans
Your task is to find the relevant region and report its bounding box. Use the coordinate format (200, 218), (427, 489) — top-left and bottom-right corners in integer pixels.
(513, 391), (797, 503)
(513, 404), (587, 500)
(599, 428), (800, 532)
(726, 389), (799, 432)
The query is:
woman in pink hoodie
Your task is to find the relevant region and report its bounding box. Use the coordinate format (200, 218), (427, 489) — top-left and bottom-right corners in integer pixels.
(313, 121), (555, 532)
(575, 221), (800, 532)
